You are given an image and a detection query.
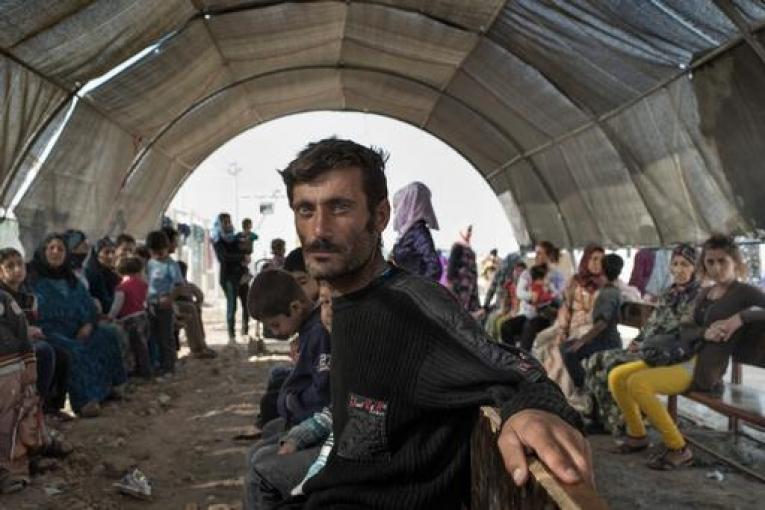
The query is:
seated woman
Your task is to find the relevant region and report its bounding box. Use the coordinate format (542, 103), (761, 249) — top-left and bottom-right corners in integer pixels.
(84, 237), (120, 314)
(27, 234), (127, 418)
(583, 244), (700, 435)
(609, 234), (765, 470)
(532, 244), (605, 412)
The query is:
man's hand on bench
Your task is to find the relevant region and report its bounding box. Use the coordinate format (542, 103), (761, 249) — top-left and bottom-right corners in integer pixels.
(497, 409), (593, 488)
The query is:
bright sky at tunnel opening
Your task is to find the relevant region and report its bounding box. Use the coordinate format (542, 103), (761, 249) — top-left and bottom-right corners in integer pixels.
(169, 111), (520, 260)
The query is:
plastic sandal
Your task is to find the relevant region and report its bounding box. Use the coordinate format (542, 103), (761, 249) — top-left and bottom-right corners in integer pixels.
(647, 448), (693, 470)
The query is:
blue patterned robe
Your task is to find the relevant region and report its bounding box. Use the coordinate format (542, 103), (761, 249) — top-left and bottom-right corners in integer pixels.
(32, 278), (126, 412)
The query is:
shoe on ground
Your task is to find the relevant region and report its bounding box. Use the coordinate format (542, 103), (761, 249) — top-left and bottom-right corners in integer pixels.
(78, 401), (101, 418)
(113, 467), (152, 500)
(192, 348), (218, 359)
(109, 384), (127, 400)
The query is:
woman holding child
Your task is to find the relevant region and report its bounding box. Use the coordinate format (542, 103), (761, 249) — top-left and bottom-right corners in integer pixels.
(212, 213), (246, 344)
(27, 234), (127, 418)
(501, 241), (565, 348)
(610, 235), (765, 469)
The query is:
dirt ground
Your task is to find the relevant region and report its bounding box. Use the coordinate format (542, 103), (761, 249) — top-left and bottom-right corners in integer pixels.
(1, 308), (763, 509)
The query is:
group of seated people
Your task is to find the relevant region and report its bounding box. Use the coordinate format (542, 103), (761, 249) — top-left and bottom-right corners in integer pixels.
(0, 225), (216, 493)
(238, 231), (765, 509)
(483, 233), (765, 470)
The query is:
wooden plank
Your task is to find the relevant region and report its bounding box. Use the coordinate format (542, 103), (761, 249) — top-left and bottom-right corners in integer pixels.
(685, 385), (765, 428)
(471, 407), (607, 510)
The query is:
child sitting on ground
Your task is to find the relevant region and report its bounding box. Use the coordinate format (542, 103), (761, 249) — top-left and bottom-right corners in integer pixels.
(107, 256), (151, 379)
(248, 269), (331, 434)
(253, 248), (320, 429)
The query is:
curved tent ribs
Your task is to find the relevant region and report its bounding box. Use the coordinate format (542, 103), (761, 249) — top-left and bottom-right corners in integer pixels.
(2, 0), (765, 248)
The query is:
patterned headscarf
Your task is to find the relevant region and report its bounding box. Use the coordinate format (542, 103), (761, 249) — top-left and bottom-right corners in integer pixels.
(392, 182), (439, 237)
(672, 243), (697, 266)
(574, 244), (606, 293)
(666, 243), (699, 309)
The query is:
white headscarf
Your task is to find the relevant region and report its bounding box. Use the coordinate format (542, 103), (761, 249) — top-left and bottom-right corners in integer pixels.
(392, 182), (439, 237)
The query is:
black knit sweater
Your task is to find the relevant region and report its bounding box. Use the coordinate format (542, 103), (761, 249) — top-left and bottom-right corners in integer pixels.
(301, 266), (581, 509)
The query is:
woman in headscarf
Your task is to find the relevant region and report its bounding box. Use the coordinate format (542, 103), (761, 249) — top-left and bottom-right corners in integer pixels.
(390, 182), (442, 281)
(27, 234), (127, 418)
(211, 213), (246, 344)
(532, 244), (606, 412)
(611, 235), (765, 470)
(446, 225), (481, 314)
(85, 237), (135, 374)
(62, 229), (90, 289)
(0, 289), (45, 494)
(84, 237), (120, 313)
(583, 244), (701, 435)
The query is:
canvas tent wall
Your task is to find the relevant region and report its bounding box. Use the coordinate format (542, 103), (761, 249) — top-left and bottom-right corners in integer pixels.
(2, 0), (765, 252)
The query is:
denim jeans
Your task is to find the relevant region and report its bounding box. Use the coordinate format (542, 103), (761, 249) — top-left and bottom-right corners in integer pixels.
(222, 279), (238, 338)
(561, 336), (622, 387)
(245, 443), (320, 510)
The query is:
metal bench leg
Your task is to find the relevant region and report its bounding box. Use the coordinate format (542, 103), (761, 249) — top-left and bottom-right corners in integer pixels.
(667, 395), (678, 422)
(729, 416), (740, 439)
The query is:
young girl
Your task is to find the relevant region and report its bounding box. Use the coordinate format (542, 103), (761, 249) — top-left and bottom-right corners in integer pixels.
(108, 256), (151, 379)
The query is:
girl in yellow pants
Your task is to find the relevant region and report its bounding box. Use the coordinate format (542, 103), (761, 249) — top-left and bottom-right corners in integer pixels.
(607, 360), (693, 469)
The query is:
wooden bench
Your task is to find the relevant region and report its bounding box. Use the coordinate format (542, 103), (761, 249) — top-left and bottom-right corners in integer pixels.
(667, 348), (765, 436)
(471, 407), (608, 510)
(619, 302), (765, 481)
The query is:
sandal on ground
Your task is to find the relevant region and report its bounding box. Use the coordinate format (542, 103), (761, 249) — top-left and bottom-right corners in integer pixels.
(612, 436), (649, 454)
(41, 437), (74, 458)
(0, 469), (27, 495)
(647, 447), (693, 470)
(78, 401), (101, 418)
(45, 410), (75, 422)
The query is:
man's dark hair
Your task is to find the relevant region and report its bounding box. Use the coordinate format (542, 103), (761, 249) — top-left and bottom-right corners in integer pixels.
(116, 255), (144, 276)
(280, 138), (389, 217)
(248, 269), (308, 320)
(283, 247), (306, 273)
(242, 218), (252, 229)
(0, 247), (23, 264)
(490, 249), (498, 257)
(145, 230), (170, 252)
(530, 263), (548, 281)
(116, 233), (136, 246)
(602, 253), (624, 282)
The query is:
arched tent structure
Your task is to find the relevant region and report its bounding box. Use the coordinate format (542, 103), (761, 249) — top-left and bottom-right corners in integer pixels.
(2, 0), (765, 252)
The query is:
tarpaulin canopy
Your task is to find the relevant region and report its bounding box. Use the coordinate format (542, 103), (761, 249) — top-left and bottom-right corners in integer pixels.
(2, 0), (765, 251)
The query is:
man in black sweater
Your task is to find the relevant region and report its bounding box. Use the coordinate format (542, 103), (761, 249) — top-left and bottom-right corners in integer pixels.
(278, 138), (591, 509)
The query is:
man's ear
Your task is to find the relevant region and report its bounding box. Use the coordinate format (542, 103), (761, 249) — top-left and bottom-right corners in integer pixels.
(374, 198), (391, 235)
(289, 300), (303, 317)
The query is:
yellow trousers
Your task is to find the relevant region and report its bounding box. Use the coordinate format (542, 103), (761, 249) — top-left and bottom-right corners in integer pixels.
(607, 360), (691, 450)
